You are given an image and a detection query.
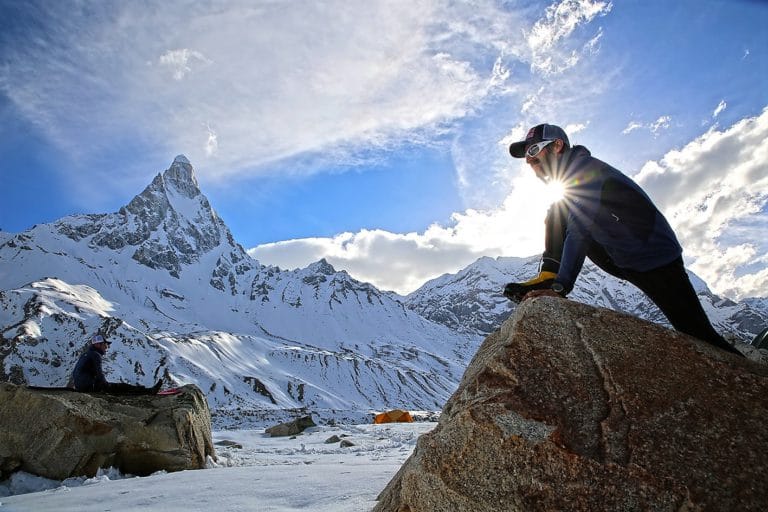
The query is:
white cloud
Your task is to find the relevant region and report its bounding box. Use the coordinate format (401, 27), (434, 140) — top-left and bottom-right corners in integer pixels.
(527, 0), (612, 75)
(622, 115), (671, 137)
(251, 168), (556, 294)
(158, 49), (212, 81)
(713, 99), (727, 119)
(1, 0), (616, 217)
(584, 27), (604, 54)
(204, 123), (218, 156)
(622, 121), (644, 134)
(251, 229), (494, 295)
(649, 115), (671, 135)
(565, 122), (588, 136)
(447, 0), (613, 210)
(0, 0), (524, 185)
(634, 107), (768, 299)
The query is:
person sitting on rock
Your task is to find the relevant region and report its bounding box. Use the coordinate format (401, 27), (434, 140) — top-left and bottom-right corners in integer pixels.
(72, 334), (162, 394)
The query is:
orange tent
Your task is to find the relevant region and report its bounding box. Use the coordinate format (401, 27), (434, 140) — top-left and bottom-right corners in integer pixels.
(374, 409), (414, 424)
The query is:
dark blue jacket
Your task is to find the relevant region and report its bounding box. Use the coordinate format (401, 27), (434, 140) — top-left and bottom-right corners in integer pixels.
(554, 146), (682, 292)
(72, 345), (109, 392)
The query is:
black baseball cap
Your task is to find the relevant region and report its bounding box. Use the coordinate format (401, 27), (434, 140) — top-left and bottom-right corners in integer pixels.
(509, 124), (570, 158)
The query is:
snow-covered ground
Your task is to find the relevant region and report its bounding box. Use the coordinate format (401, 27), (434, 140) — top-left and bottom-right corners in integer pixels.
(0, 421), (435, 511)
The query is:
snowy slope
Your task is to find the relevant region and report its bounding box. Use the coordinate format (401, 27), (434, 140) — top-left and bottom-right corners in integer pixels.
(0, 157), (477, 425)
(744, 297), (768, 319)
(405, 255), (768, 343)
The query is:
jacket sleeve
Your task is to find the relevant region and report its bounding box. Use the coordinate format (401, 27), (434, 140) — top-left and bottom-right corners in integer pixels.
(553, 173), (604, 293)
(554, 210), (588, 293)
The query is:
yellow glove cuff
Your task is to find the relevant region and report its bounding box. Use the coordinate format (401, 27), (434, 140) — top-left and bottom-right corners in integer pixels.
(520, 271), (557, 286)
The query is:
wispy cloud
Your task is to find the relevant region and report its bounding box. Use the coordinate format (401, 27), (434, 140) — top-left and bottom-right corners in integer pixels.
(204, 123), (218, 157)
(565, 122), (589, 135)
(527, 0), (612, 75)
(622, 115), (671, 136)
(650, 116), (672, 134)
(449, 0), (614, 209)
(158, 49), (212, 81)
(0, 1), (613, 172)
(0, 0), (617, 218)
(713, 99), (727, 119)
(0, 1), (518, 181)
(622, 121), (644, 135)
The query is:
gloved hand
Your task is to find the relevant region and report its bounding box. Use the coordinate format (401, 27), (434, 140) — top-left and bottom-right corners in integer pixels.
(503, 271), (557, 302)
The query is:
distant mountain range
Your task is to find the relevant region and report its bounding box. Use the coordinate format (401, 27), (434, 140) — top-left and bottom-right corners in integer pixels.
(404, 255), (768, 342)
(2, 156), (765, 425)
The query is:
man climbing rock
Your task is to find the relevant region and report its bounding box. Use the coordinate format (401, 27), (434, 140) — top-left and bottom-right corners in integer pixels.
(504, 123), (743, 357)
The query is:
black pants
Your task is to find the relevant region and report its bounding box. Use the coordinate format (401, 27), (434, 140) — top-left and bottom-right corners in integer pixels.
(76, 381), (156, 394)
(543, 204), (742, 356)
(105, 382), (157, 394)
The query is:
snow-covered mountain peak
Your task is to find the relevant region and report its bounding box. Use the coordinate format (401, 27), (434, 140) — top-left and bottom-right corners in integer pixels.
(3, 156), (254, 282)
(66, 156), (233, 276)
(306, 258), (338, 276)
(131, 156), (201, 209)
(164, 154), (200, 199)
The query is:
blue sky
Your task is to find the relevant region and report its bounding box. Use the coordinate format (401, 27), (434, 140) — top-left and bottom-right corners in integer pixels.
(1, 0), (766, 298)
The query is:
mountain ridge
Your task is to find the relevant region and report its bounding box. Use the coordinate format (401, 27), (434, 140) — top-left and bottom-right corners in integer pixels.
(405, 254), (768, 343)
(1, 156), (765, 426)
(0, 156), (478, 426)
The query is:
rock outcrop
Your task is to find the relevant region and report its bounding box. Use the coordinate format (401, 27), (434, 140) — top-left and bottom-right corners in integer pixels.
(375, 297), (768, 511)
(265, 415), (317, 437)
(0, 384), (215, 481)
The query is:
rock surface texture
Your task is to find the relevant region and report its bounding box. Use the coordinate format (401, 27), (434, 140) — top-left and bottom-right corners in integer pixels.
(375, 297), (768, 512)
(0, 384), (215, 480)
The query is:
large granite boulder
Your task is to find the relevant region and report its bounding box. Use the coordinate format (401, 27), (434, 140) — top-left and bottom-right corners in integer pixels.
(375, 297), (768, 511)
(0, 384), (215, 481)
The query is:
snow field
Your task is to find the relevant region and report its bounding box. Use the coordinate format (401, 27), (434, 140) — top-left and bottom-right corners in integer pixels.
(0, 421), (437, 512)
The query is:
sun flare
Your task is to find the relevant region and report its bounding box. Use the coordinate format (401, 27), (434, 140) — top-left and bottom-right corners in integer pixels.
(543, 180), (566, 205)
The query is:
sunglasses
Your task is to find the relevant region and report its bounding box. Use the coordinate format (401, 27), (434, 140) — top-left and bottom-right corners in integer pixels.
(526, 139), (555, 159)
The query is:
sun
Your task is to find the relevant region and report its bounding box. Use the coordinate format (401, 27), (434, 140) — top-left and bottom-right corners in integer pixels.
(543, 180), (566, 205)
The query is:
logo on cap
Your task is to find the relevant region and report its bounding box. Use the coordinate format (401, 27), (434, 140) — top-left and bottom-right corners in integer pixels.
(91, 334), (109, 345)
